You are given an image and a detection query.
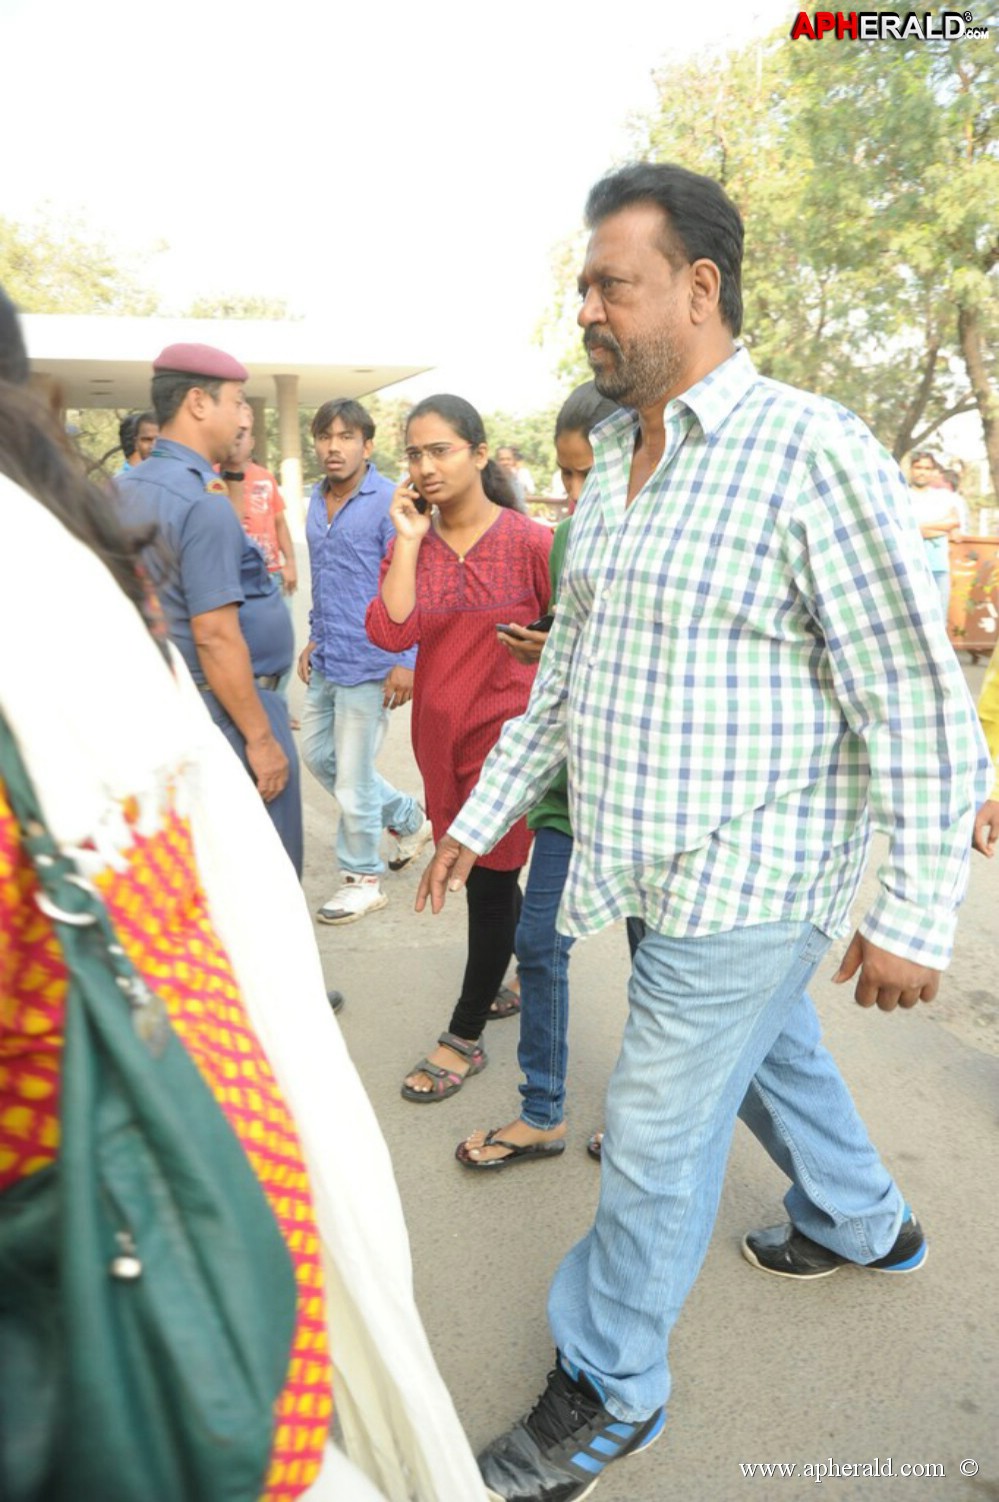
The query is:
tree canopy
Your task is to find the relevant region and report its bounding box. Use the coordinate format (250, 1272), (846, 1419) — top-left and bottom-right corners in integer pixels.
(546, 33), (999, 497)
(0, 210), (159, 317)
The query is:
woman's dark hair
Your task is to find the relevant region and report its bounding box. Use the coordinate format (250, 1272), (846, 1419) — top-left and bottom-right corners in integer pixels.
(0, 378), (157, 629)
(554, 381), (618, 443)
(585, 162), (744, 336)
(406, 393), (517, 508)
(0, 288), (29, 386)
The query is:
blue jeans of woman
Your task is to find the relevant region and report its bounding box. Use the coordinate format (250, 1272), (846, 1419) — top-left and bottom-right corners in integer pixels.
(548, 919), (905, 1421)
(516, 828), (647, 1129)
(515, 827), (576, 1129)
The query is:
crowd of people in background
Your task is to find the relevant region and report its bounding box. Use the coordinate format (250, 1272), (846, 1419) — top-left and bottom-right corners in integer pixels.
(2, 156), (999, 1502)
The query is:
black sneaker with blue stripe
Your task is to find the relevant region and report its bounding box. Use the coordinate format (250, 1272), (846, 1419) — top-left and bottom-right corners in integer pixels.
(741, 1209), (927, 1279)
(476, 1352), (665, 1501)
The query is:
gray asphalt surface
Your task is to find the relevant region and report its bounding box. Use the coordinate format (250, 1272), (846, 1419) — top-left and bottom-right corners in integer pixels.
(287, 573), (998, 1502)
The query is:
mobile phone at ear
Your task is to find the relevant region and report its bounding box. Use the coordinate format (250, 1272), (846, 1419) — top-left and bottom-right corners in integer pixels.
(409, 485), (428, 515)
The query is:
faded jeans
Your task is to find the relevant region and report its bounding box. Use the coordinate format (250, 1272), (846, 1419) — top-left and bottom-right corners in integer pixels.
(300, 673), (422, 877)
(549, 919), (905, 1420)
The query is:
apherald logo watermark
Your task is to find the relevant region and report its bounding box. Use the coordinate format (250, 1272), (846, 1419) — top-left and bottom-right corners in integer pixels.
(789, 10), (989, 38)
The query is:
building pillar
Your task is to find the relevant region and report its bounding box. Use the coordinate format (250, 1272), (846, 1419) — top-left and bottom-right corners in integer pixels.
(274, 373), (303, 525)
(248, 396), (268, 469)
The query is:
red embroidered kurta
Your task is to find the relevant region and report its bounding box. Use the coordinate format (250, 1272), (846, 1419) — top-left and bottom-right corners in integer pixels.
(0, 784), (332, 1501)
(367, 508), (552, 869)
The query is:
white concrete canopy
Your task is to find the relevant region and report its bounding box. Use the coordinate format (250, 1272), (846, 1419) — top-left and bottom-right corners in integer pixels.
(21, 314), (435, 513)
(20, 314), (433, 410)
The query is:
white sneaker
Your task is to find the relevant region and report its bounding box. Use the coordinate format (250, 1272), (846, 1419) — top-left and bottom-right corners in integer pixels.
(387, 816), (433, 871)
(317, 875), (388, 925)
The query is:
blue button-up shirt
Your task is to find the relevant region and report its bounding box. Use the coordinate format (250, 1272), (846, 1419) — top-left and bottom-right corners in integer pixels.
(116, 438), (293, 681)
(306, 463), (415, 684)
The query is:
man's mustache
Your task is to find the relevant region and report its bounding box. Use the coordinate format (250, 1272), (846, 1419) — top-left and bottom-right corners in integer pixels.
(584, 330), (622, 356)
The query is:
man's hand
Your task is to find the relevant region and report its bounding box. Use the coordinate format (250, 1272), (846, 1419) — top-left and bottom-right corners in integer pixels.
(246, 729), (289, 803)
(384, 665), (415, 709)
(416, 834), (477, 914)
(298, 641), (316, 685)
(972, 798), (999, 858)
(833, 931), (940, 1011)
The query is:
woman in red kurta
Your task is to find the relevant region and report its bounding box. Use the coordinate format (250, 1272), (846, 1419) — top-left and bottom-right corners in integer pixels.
(366, 395), (551, 1103)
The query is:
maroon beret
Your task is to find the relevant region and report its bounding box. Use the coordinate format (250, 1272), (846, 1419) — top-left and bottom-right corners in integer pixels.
(152, 342), (248, 381)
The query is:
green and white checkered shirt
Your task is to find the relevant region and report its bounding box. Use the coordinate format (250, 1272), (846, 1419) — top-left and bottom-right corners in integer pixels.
(450, 349), (990, 969)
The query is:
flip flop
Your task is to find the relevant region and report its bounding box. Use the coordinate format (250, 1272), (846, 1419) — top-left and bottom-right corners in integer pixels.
(488, 984), (521, 1019)
(455, 1128), (566, 1171)
(587, 1130), (603, 1162)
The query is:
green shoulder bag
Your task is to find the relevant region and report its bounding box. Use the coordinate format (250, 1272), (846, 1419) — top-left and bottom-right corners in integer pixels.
(0, 714), (299, 1502)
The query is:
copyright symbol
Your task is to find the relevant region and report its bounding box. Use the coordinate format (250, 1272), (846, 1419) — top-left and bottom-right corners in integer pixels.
(961, 1459), (979, 1477)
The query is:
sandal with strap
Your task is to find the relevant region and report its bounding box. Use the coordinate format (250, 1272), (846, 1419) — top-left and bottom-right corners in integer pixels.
(456, 1128), (566, 1171)
(488, 984), (521, 1019)
(400, 1031), (488, 1104)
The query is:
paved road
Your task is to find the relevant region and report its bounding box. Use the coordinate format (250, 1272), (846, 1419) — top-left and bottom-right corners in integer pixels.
(287, 612), (999, 1502)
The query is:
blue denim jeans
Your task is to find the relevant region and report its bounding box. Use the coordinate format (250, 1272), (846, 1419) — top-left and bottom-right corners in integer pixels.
(516, 830), (645, 1129)
(202, 688), (302, 878)
(516, 827), (576, 1129)
(300, 673), (422, 876)
(548, 920), (905, 1421)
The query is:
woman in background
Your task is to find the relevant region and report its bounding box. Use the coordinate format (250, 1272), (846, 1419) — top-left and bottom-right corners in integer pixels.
(454, 382), (630, 1169)
(367, 394), (551, 1104)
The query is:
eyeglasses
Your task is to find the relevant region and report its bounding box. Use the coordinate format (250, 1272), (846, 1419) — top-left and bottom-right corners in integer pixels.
(404, 443), (474, 465)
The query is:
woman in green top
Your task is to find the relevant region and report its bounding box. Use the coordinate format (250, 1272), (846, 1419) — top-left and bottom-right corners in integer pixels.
(456, 384), (629, 1169)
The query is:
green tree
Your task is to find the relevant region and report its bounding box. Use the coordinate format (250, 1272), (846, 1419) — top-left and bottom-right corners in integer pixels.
(363, 395), (413, 478)
(546, 32), (999, 497)
(183, 293), (298, 320)
(483, 402), (562, 492)
(0, 210), (162, 472)
(782, 37), (999, 487)
(0, 210), (159, 316)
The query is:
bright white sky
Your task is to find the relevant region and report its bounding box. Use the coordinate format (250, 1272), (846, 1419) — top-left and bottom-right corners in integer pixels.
(3, 0), (791, 412)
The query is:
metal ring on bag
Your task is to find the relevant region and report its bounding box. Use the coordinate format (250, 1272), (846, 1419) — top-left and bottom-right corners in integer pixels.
(34, 880), (99, 927)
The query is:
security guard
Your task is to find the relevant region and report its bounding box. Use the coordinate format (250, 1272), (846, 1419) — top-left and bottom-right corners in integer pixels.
(117, 342), (302, 875)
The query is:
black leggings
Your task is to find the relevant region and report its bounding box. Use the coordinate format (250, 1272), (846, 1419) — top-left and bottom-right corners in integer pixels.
(447, 865), (523, 1042)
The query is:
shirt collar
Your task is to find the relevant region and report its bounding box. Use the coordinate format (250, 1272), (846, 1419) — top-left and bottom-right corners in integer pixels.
(316, 460), (381, 504)
(150, 437), (217, 475)
(591, 346), (759, 451)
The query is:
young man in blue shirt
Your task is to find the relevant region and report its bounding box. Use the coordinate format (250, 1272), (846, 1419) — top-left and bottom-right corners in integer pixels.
(298, 399), (430, 923)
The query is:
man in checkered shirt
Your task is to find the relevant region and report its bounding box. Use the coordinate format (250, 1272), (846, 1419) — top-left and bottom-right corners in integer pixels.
(418, 163), (991, 1502)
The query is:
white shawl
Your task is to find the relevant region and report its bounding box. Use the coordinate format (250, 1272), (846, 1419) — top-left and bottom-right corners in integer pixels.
(0, 474), (494, 1502)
